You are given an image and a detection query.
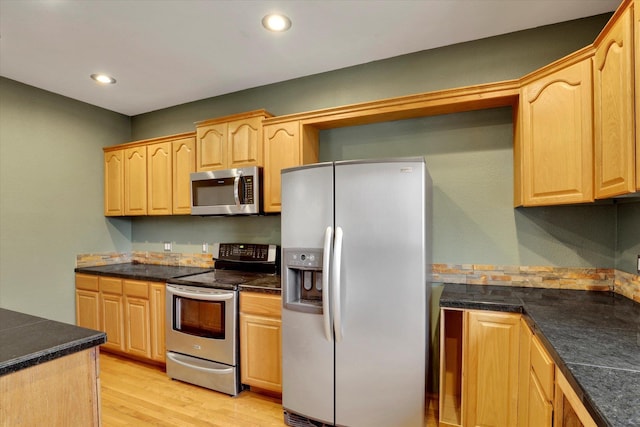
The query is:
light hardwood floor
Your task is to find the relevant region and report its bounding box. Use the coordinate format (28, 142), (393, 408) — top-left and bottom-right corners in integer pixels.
(100, 351), (439, 426)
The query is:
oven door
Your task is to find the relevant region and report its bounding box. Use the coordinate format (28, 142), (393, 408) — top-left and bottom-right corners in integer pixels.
(166, 284), (237, 366)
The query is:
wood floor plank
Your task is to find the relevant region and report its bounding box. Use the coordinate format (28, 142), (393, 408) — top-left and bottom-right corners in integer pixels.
(99, 351), (438, 426)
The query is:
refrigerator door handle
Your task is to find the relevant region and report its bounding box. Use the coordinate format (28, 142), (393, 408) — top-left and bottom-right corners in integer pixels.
(332, 226), (344, 342)
(322, 226), (333, 342)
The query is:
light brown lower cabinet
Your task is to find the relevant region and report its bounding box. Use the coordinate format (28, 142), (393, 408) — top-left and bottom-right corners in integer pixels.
(123, 279), (152, 359)
(75, 273), (165, 364)
(239, 292), (282, 393)
(439, 309), (521, 427)
(554, 367), (597, 427)
(150, 283), (166, 362)
(439, 308), (597, 427)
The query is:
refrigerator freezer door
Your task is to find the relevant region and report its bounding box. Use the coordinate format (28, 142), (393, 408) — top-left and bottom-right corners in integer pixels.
(281, 163), (335, 425)
(334, 159), (427, 427)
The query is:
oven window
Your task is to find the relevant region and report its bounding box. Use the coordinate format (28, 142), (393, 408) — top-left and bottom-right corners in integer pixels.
(173, 296), (225, 339)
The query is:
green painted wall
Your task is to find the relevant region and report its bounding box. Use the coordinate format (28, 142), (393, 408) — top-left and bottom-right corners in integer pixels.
(0, 78), (132, 322)
(0, 13), (637, 327)
(319, 111), (618, 268)
(130, 14), (635, 272)
(617, 202), (640, 273)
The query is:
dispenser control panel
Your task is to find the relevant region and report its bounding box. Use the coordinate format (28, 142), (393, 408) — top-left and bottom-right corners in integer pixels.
(284, 250), (322, 269)
(283, 248), (324, 314)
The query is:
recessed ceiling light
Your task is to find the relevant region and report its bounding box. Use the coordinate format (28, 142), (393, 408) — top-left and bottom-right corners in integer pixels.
(262, 13), (291, 32)
(90, 73), (116, 85)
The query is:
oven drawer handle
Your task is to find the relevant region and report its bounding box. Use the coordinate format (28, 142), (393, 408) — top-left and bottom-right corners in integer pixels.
(167, 352), (234, 374)
(167, 286), (234, 301)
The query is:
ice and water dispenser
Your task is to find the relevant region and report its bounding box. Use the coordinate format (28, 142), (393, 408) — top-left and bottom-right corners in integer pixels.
(283, 248), (324, 314)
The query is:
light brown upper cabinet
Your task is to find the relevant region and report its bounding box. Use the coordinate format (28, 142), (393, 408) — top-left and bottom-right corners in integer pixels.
(104, 132), (195, 216)
(171, 135), (196, 215)
(593, 2), (636, 198)
(124, 145), (147, 215)
(104, 149), (124, 216)
(195, 110), (273, 172)
(633, 0), (640, 191)
(263, 120), (319, 213)
(147, 141), (172, 215)
(517, 52), (594, 206)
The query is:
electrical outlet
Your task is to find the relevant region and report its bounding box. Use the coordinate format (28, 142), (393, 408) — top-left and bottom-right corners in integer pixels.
(163, 241), (172, 252)
(202, 242), (209, 254)
(637, 255), (640, 274)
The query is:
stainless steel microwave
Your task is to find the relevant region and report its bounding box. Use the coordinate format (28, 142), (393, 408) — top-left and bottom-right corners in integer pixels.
(190, 166), (261, 215)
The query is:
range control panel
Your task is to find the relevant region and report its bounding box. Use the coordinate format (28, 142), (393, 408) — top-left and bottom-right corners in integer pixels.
(213, 243), (277, 263)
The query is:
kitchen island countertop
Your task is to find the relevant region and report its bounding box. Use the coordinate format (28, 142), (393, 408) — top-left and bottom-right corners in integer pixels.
(0, 308), (106, 376)
(440, 283), (640, 427)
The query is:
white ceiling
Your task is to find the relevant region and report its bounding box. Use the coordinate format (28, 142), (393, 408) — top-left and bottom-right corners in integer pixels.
(0, 0), (620, 116)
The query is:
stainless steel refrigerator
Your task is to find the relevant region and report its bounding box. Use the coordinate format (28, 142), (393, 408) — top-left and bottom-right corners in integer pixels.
(281, 157), (431, 427)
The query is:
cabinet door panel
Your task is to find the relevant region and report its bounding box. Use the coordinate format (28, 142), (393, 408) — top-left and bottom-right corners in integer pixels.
(147, 142), (172, 215)
(594, 6), (635, 198)
(76, 290), (100, 330)
(101, 294), (125, 352)
(150, 283), (166, 362)
(263, 122), (300, 213)
(521, 59), (593, 205)
(125, 296), (151, 359)
(196, 123), (226, 171)
(528, 371), (553, 427)
(104, 150), (124, 216)
(172, 136), (196, 214)
(465, 310), (520, 427)
(239, 313), (282, 392)
(124, 146), (147, 215)
(228, 117), (262, 168)
(518, 318), (533, 427)
(633, 8), (640, 191)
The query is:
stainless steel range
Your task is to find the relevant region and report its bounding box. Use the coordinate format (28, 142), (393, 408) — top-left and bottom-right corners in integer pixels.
(165, 243), (278, 396)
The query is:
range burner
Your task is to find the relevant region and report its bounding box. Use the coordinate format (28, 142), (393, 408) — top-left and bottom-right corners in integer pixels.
(168, 243), (280, 290)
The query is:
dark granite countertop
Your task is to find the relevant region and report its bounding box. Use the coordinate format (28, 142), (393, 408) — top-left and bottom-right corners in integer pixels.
(0, 308), (106, 376)
(75, 263), (213, 282)
(77, 262), (281, 292)
(238, 275), (281, 294)
(439, 283), (640, 427)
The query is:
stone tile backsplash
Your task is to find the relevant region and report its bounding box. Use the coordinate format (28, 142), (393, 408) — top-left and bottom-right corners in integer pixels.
(76, 252), (640, 303)
(77, 251), (214, 268)
(432, 263), (639, 303)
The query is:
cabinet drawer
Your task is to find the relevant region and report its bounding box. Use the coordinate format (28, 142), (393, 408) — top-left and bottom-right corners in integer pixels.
(240, 292), (281, 317)
(100, 277), (123, 294)
(124, 279), (149, 299)
(75, 274), (99, 291)
(531, 334), (554, 400)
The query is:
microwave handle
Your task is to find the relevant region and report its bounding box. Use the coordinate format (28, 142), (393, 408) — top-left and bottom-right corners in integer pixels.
(233, 174), (241, 208)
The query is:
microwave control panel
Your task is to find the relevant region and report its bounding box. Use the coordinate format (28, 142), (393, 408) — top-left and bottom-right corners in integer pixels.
(241, 176), (254, 203)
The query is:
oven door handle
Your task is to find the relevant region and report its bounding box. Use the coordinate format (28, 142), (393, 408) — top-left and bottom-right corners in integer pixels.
(167, 285), (235, 301)
(166, 352), (234, 374)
